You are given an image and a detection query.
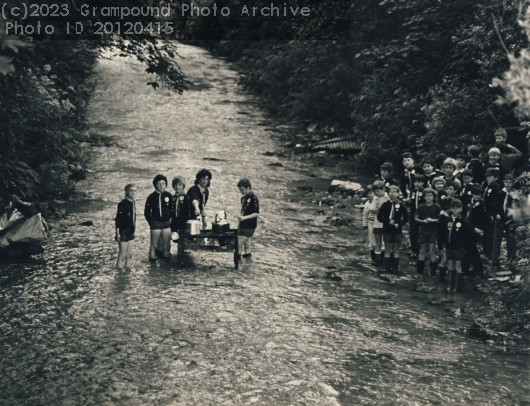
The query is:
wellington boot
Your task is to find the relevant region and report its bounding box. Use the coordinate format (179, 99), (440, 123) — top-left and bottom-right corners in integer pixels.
(384, 257), (392, 273)
(374, 253), (382, 264)
(438, 267), (447, 283)
(389, 252), (394, 268)
(370, 250), (376, 261)
(454, 272), (464, 292)
(430, 262), (438, 276)
(392, 257), (400, 275)
(447, 270), (457, 292)
(416, 260), (425, 274)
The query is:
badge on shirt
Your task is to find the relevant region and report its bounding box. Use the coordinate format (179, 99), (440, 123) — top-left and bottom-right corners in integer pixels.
(385, 182), (389, 188)
(468, 191), (472, 195)
(487, 189), (491, 194)
(418, 192), (422, 197)
(180, 196), (184, 201)
(411, 169), (416, 175)
(447, 222), (452, 230)
(474, 202), (479, 207)
(395, 204), (400, 209)
(165, 197), (170, 202)
(456, 222), (461, 229)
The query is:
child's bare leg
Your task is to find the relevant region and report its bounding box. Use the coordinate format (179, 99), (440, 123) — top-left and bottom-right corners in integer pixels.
(117, 241), (127, 268)
(374, 234), (382, 254)
(150, 229), (161, 258)
(429, 244), (436, 263)
(161, 228), (171, 257)
(419, 244), (426, 261)
(447, 259), (455, 271)
(455, 260), (462, 273)
(244, 237), (252, 255)
(238, 235), (249, 254)
(440, 249), (447, 267)
(383, 235), (392, 258)
(125, 240), (134, 266)
(392, 243), (400, 258)
(156, 238), (164, 253)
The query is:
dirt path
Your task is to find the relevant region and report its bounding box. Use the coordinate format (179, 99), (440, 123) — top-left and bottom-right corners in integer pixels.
(0, 43), (529, 406)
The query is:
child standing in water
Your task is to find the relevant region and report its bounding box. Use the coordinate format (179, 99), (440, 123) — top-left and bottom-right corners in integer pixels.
(370, 180), (389, 263)
(145, 174), (172, 260)
(115, 183), (137, 269)
(236, 178), (260, 259)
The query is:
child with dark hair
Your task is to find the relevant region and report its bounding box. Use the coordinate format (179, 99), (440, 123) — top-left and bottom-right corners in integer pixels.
(445, 180), (459, 199)
(362, 186), (376, 260)
(408, 174), (426, 259)
(443, 199), (483, 292)
(145, 174), (172, 260)
(454, 154), (469, 182)
(379, 162), (396, 192)
(462, 184), (486, 278)
(435, 153), (448, 171)
(170, 176), (193, 242)
(400, 152), (423, 202)
(115, 183), (137, 269)
(188, 169), (212, 229)
(236, 178), (260, 259)
(370, 180), (389, 263)
(467, 145), (484, 184)
(422, 157), (444, 187)
(482, 167), (501, 260)
(377, 185), (409, 274)
(415, 188), (441, 275)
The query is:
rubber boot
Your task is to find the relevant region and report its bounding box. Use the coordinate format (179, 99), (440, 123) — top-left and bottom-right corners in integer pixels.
(447, 270), (457, 292)
(438, 267), (447, 282)
(370, 250), (376, 261)
(454, 272), (464, 292)
(416, 260), (425, 274)
(430, 262), (438, 276)
(384, 257), (392, 273)
(390, 252), (394, 269)
(374, 252), (382, 264)
(392, 257), (400, 275)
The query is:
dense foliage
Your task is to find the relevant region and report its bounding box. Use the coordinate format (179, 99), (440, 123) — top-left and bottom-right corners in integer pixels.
(180, 0), (529, 172)
(0, 0), (190, 212)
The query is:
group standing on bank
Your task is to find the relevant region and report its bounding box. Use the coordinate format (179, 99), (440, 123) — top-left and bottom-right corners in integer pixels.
(113, 169), (260, 269)
(362, 128), (528, 292)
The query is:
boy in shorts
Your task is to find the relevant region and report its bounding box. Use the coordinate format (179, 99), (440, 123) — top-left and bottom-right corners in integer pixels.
(115, 183), (137, 269)
(236, 178), (260, 259)
(377, 185), (409, 274)
(170, 176), (193, 249)
(415, 188), (441, 275)
(444, 199), (483, 292)
(436, 195), (452, 282)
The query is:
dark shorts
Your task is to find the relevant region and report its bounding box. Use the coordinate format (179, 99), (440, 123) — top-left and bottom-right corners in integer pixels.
(373, 228), (384, 235)
(150, 220), (171, 230)
(446, 247), (466, 261)
(383, 233), (402, 244)
(419, 230), (437, 244)
(119, 230), (135, 242)
(238, 228), (256, 238)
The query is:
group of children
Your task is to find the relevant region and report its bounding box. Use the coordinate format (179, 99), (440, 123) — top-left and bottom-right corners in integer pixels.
(362, 128), (527, 292)
(114, 170), (260, 269)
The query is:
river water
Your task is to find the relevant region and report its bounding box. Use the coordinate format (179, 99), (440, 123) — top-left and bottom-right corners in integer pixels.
(1, 43), (529, 405)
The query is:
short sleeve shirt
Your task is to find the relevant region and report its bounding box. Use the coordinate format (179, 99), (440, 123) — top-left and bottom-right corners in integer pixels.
(417, 203), (441, 233)
(240, 192), (259, 229)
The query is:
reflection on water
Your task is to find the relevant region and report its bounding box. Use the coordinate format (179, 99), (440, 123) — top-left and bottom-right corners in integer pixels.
(0, 43), (529, 405)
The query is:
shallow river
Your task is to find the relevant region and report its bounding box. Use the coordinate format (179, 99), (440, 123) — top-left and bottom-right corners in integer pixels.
(1, 43), (529, 405)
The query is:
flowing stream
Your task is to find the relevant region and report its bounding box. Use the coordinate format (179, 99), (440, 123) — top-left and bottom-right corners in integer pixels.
(1, 43), (529, 405)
